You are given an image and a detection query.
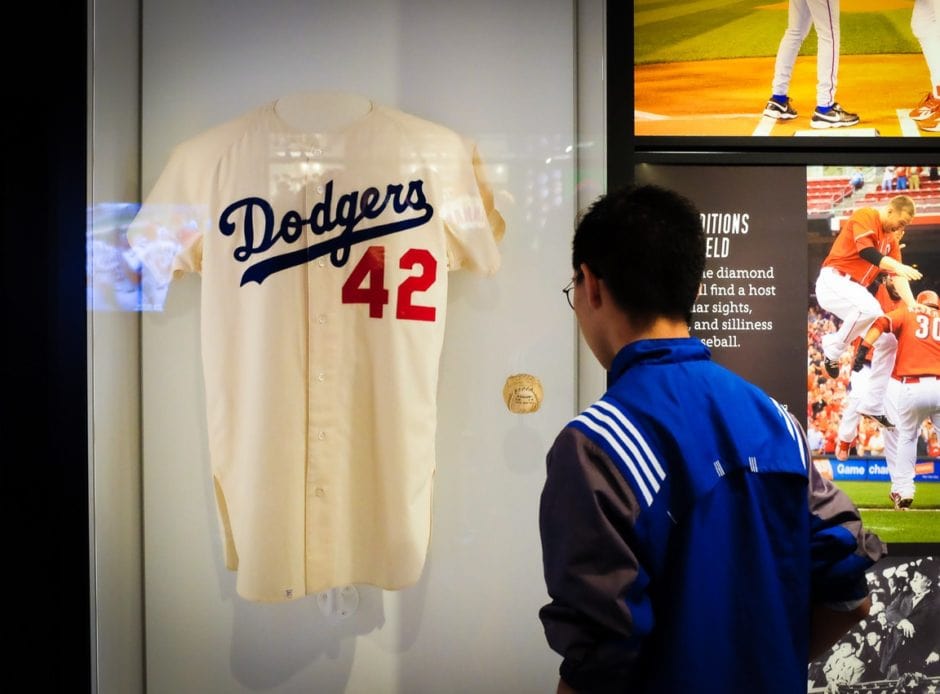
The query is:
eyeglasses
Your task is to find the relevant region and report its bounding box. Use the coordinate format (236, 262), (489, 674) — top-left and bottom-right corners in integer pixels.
(562, 279), (575, 309)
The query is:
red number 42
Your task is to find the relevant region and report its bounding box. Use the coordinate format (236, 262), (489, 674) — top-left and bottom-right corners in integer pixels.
(341, 245), (437, 321)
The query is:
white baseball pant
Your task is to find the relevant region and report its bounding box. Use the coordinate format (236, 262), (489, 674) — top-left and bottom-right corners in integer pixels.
(771, 0), (840, 107)
(885, 376), (940, 498)
(913, 0), (940, 95)
(816, 267), (897, 417)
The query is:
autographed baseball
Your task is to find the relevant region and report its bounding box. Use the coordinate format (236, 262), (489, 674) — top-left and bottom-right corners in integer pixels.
(503, 374), (544, 414)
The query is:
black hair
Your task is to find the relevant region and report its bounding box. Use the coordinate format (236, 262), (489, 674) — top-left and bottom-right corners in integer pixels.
(572, 184), (705, 326)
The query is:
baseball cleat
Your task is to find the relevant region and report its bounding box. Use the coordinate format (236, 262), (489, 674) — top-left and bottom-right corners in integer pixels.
(823, 357), (840, 378)
(909, 92), (940, 121)
(861, 412), (895, 429)
(810, 103), (860, 129)
(917, 115), (940, 133)
(889, 492), (913, 510)
(763, 98), (797, 120)
(835, 439), (853, 462)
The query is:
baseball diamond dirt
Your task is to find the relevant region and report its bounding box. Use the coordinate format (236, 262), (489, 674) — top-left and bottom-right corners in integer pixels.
(635, 54), (938, 138)
(633, 0), (940, 139)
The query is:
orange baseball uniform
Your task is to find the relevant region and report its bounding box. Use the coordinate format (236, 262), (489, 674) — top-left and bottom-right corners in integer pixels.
(822, 208), (902, 288)
(862, 297), (940, 504)
(834, 281), (905, 456)
(850, 281), (903, 365)
(876, 281), (905, 314)
(869, 306), (940, 379)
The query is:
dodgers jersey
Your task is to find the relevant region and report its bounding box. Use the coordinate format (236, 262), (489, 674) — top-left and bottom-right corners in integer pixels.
(127, 98), (505, 602)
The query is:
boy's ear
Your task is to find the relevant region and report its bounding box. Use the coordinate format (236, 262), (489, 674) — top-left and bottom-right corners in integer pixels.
(580, 263), (603, 308)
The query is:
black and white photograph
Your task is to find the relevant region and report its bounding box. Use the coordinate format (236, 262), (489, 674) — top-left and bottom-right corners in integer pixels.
(809, 555), (940, 693)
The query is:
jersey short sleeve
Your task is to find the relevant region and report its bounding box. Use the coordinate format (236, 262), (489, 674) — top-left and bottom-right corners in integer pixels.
(376, 106), (504, 276)
(438, 140), (504, 274)
(126, 108), (259, 309)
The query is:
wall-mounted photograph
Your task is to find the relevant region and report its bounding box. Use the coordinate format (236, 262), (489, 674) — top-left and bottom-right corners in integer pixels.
(633, 1), (939, 139)
(807, 164), (940, 546)
(807, 554), (939, 692)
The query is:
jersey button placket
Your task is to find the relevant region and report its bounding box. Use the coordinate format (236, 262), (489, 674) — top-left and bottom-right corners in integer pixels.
(304, 151), (336, 585)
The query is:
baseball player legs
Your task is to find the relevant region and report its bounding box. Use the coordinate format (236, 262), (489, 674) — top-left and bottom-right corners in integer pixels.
(856, 289), (940, 510)
(887, 377), (940, 506)
(763, 0), (859, 127)
(883, 380), (903, 502)
(815, 267), (884, 367)
(858, 332), (899, 425)
(910, 0), (940, 130)
(765, 1), (814, 120)
(835, 332), (899, 458)
(835, 364), (868, 459)
(881, 393), (900, 475)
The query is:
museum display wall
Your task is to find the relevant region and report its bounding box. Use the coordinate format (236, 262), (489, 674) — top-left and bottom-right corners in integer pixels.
(87, 3), (938, 693)
(88, 1), (602, 692)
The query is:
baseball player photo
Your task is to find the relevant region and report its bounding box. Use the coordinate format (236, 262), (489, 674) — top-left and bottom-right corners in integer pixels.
(805, 169), (940, 689)
(807, 165), (940, 525)
(632, 1), (940, 137)
(852, 289), (940, 509)
(127, 92), (505, 602)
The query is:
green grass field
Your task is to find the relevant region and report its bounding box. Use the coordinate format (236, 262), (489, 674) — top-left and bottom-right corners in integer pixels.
(634, 1), (920, 65)
(835, 480), (940, 544)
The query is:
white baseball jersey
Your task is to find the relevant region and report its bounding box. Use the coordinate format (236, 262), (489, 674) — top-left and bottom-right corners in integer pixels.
(127, 97), (505, 602)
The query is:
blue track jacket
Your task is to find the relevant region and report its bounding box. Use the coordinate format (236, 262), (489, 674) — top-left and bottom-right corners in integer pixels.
(539, 338), (886, 693)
